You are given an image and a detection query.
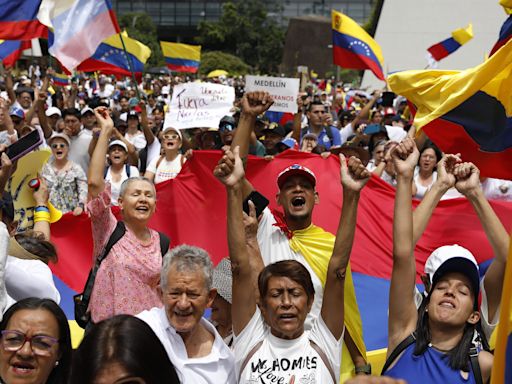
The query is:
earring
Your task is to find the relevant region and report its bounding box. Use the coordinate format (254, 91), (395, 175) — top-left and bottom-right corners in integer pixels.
(55, 361), (59, 367)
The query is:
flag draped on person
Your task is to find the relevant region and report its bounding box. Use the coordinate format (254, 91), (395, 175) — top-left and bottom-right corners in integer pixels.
(0, 0), (47, 40)
(388, 37), (512, 180)
(427, 24), (473, 61)
(331, 9), (385, 81)
(490, 241), (512, 384)
(160, 41), (201, 73)
(37, 0), (120, 71)
(77, 31), (151, 78)
(0, 40), (32, 67)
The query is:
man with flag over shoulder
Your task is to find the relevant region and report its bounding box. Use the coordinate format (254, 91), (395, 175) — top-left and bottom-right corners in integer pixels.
(230, 90), (371, 381)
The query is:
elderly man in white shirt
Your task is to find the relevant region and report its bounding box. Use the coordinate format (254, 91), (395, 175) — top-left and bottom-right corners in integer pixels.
(137, 245), (236, 384)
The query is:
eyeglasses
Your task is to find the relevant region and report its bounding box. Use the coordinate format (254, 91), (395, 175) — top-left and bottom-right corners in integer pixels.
(51, 143), (67, 149)
(163, 134), (180, 140)
(1, 330), (59, 356)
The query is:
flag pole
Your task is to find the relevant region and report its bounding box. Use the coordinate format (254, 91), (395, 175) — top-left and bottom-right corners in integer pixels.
(105, 1), (141, 99)
(118, 31), (141, 100)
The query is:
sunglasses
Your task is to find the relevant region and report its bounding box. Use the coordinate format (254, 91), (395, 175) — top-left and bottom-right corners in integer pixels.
(51, 143), (67, 149)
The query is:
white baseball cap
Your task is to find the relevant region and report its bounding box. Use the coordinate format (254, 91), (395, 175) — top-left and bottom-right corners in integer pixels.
(108, 140), (128, 152)
(424, 244), (480, 298)
(45, 107), (62, 117)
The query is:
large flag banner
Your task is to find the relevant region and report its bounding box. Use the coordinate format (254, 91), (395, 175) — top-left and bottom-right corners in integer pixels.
(388, 37), (512, 180)
(0, 40), (32, 67)
(160, 41), (201, 73)
(50, 150), (512, 366)
(490, 240), (512, 384)
(0, 0), (47, 40)
(331, 9), (385, 81)
(427, 23), (473, 61)
(245, 75), (300, 113)
(77, 30), (151, 77)
(490, 1), (512, 57)
(37, 0), (120, 71)
(166, 82), (235, 129)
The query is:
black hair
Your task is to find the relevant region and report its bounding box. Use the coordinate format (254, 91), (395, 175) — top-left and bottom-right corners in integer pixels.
(419, 143), (442, 164)
(61, 108), (81, 120)
(258, 260), (315, 304)
(1, 298), (72, 384)
(14, 231), (58, 264)
(306, 101), (325, 113)
(413, 292), (486, 372)
(70, 315), (180, 384)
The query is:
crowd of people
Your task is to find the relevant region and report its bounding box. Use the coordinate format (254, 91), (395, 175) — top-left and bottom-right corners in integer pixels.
(0, 64), (508, 384)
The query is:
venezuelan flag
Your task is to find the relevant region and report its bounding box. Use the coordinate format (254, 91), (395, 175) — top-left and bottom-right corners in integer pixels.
(37, 0), (120, 71)
(0, 40), (31, 67)
(0, 0), (47, 40)
(331, 9), (385, 81)
(160, 41), (200, 73)
(490, 239), (512, 384)
(427, 24), (473, 62)
(388, 36), (512, 180)
(52, 72), (69, 87)
(77, 30), (151, 77)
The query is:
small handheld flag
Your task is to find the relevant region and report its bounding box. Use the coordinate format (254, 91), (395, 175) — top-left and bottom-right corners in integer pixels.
(52, 72), (69, 87)
(427, 24), (473, 62)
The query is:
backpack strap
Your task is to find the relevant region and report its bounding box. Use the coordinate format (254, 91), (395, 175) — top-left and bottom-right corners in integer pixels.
(325, 125), (334, 141)
(125, 163), (131, 178)
(157, 231), (170, 257)
(309, 339), (336, 383)
(469, 346), (483, 384)
(156, 155), (165, 170)
(81, 221), (126, 305)
(239, 340), (263, 381)
(381, 333), (416, 374)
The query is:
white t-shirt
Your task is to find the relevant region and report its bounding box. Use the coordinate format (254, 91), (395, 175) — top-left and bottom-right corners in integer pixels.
(257, 208), (324, 329)
(481, 178), (512, 201)
(124, 131), (147, 152)
(137, 307), (236, 384)
(4, 256), (61, 312)
(413, 167), (438, 199)
(234, 307), (342, 384)
(145, 139), (162, 170)
(69, 128), (92, 174)
(104, 165), (140, 205)
(146, 154), (184, 184)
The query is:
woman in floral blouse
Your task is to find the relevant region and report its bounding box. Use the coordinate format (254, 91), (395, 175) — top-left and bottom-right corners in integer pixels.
(42, 132), (87, 215)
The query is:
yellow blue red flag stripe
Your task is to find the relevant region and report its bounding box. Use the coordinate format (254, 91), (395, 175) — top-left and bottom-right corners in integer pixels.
(160, 41), (200, 73)
(331, 9), (385, 81)
(427, 24), (473, 61)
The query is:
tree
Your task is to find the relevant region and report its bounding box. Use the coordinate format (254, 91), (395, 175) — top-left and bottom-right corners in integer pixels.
(118, 12), (164, 67)
(199, 51), (251, 76)
(197, 1), (285, 74)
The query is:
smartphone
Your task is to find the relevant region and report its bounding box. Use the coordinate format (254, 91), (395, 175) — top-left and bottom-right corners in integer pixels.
(243, 190), (269, 218)
(363, 124), (381, 135)
(5, 129), (42, 162)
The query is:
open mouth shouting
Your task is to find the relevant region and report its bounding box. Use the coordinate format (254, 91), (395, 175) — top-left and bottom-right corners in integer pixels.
(10, 360), (36, 376)
(291, 196), (306, 209)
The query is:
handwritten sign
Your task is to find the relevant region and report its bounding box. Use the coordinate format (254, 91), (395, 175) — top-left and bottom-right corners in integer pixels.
(245, 75), (300, 113)
(166, 83), (235, 129)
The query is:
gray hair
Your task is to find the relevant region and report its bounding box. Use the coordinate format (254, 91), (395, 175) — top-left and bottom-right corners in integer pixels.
(160, 245), (213, 290)
(119, 176), (156, 198)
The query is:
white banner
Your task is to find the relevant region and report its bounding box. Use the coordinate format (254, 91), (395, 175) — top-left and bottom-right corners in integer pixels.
(166, 83), (235, 129)
(245, 75), (300, 113)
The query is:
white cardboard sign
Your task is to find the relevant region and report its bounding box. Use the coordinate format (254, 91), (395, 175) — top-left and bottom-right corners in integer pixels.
(166, 82), (235, 129)
(245, 75), (300, 113)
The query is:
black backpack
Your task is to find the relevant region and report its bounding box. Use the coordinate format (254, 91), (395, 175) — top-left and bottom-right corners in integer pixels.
(73, 221), (170, 329)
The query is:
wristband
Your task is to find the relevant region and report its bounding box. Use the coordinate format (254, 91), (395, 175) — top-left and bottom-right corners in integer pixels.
(35, 206), (50, 213)
(355, 364), (372, 375)
(34, 211), (51, 223)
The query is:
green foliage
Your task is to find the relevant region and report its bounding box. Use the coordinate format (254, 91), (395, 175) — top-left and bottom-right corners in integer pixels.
(197, 1), (285, 74)
(199, 51), (251, 76)
(118, 12), (164, 67)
